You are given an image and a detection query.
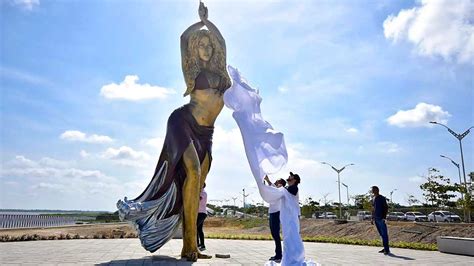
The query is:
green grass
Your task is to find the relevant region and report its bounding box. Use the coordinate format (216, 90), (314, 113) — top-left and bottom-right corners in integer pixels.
(207, 234), (437, 251)
(222, 218), (268, 229)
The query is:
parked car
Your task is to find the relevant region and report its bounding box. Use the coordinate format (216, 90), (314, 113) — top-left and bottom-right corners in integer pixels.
(428, 211), (462, 222)
(387, 212), (406, 221)
(206, 207), (215, 216)
(318, 212), (337, 219)
(357, 211), (372, 221)
(405, 212), (428, 222)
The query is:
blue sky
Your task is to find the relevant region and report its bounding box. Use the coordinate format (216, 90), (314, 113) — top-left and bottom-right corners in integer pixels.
(1, 0), (473, 211)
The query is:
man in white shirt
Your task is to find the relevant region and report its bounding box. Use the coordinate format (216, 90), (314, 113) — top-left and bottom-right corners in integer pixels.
(264, 175), (286, 262)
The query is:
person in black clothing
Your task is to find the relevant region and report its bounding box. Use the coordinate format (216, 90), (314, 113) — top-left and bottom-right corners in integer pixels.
(286, 172), (300, 196)
(371, 185), (390, 254)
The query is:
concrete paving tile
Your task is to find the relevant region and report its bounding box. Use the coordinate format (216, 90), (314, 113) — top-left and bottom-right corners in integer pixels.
(1, 239), (473, 265)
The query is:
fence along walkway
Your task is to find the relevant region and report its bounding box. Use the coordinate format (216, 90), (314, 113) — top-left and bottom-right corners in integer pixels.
(0, 214), (76, 229)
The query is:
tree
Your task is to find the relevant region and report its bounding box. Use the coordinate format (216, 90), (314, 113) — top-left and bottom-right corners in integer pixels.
(453, 183), (472, 218)
(406, 194), (420, 211)
(301, 197), (320, 218)
(419, 168), (457, 207)
(353, 192), (372, 210)
(207, 203), (223, 213)
(320, 193), (332, 206)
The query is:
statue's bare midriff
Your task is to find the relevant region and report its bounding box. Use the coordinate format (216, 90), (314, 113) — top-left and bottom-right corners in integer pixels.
(189, 89), (224, 127)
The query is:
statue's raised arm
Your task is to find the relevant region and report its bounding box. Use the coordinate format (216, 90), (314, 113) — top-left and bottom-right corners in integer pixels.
(198, 2), (226, 51)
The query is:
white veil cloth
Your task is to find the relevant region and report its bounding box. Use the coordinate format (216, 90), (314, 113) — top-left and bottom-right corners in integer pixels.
(224, 65), (314, 266)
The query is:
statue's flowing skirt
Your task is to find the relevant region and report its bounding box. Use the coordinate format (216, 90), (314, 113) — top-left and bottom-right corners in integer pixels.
(117, 104), (213, 252)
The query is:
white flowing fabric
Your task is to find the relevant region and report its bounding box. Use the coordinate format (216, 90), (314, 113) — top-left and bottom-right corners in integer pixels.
(224, 65), (311, 266)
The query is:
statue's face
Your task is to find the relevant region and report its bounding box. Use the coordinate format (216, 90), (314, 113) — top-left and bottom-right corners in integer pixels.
(198, 36), (213, 62)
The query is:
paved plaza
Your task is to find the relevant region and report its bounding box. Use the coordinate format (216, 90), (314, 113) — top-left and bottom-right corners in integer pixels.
(0, 239), (472, 265)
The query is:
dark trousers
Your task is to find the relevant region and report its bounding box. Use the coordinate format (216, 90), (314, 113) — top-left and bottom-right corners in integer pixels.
(197, 212), (207, 247)
(269, 211), (282, 259)
(374, 218), (390, 252)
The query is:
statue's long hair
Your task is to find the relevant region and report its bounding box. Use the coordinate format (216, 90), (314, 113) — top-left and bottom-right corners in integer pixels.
(182, 29), (231, 96)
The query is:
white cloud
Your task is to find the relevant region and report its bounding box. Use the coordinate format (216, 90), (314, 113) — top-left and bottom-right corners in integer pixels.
(100, 75), (175, 101)
(10, 0), (39, 10)
(409, 176), (424, 183)
(278, 86), (289, 93)
(2, 155), (103, 180)
(377, 141), (402, 154)
(0, 155), (132, 210)
(38, 157), (71, 168)
(387, 102), (450, 128)
(60, 130), (114, 143)
(100, 146), (151, 168)
(212, 126), (244, 153)
(278, 76), (351, 97)
(383, 0), (474, 63)
(10, 155), (38, 168)
(79, 150), (90, 158)
(4, 167), (105, 180)
(141, 137), (164, 150)
(35, 182), (65, 190)
(0, 66), (50, 85)
(102, 146), (149, 161)
(345, 127), (359, 134)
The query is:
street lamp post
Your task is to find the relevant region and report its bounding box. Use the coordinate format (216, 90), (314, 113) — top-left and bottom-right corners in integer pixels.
(241, 189), (249, 209)
(321, 162), (354, 219)
(430, 122), (473, 222)
(341, 182), (349, 206)
(440, 154), (465, 219)
(390, 189), (397, 211)
(231, 197), (238, 207)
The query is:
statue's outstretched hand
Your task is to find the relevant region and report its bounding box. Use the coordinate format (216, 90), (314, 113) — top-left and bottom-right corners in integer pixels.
(199, 1), (208, 22)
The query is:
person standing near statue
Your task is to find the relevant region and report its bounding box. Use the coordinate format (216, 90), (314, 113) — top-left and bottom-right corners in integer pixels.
(259, 172), (304, 264)
(197, 183), (208, 251)
(264, 175), (286, 262)
(371, 185), (390, 255)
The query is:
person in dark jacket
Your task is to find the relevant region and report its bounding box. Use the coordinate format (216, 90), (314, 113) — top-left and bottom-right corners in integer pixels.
(371, 186), (390, 254)
(286, 172), (300, 196)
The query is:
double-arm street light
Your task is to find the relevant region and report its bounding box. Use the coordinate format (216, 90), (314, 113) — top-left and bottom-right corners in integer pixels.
(440, 154), (465, 219)
(241, 188), (250, 209)
(321, 162), (355, 218)
(440, 155), (463, 198)
(341, 182), (349, 206)
(430, 121), (473, 222)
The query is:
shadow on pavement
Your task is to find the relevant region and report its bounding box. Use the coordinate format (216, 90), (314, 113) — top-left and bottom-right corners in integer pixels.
(387, 253), (415, 260)
(98, 255), (193, 265)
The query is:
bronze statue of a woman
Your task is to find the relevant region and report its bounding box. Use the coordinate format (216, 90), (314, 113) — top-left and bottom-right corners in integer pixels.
(117, 2), (230, 262)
